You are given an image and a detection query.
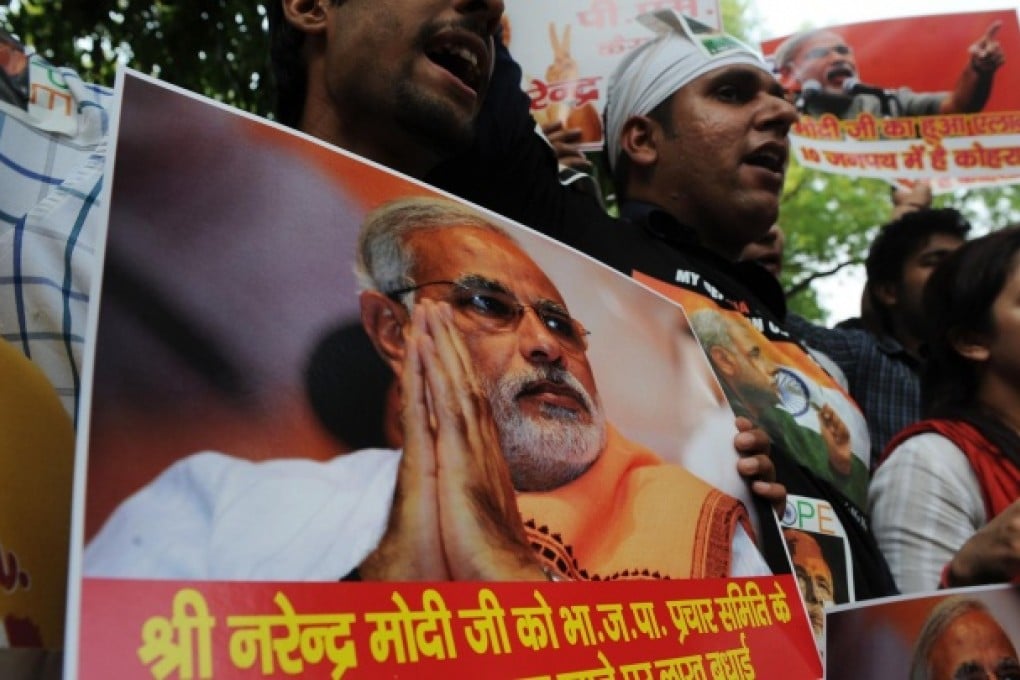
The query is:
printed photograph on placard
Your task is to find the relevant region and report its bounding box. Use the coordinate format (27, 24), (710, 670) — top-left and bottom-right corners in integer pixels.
(826, 584), (1020, 680)
(504, 0), (723, 150)
(57, 68), (828, 679)
(761, 10), (1020, 187)
(73, 71), (789, 593)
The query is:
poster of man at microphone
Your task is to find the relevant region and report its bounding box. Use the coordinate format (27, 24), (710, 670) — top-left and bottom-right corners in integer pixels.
(761, 10), (1020, 186)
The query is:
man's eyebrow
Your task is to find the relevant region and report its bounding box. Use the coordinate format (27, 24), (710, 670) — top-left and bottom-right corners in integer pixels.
(703, 65), (760, 88)
(534, 298), (571, 317)
(995, 656), (1020, 672)
(456, 273), (512, 295)
(952, 661), (982, 678)
(456, 274), (572, 316)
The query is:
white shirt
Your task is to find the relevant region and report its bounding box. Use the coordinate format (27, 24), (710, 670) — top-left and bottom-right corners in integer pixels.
(868, 432), (986, 593)
(0, 56), (111, 421)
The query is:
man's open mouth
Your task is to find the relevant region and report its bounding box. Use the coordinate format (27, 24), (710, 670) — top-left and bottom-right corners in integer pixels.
(756, 254), (781, 273)
(425, 33), (489, 95)
(744, 143), (787, 174)
(825, 64), (855, 85)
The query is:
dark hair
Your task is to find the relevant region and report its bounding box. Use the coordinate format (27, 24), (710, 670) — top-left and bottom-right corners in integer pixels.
(267, 1), (344, 128)
(921, 224), (1020, 464)
(864, 208), (971, 331)
(605, 93), (675, 203)
(866, 208), (971, 286)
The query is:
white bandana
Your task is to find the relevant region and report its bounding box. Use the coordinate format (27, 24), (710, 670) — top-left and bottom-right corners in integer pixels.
(604, 11), (772, 172)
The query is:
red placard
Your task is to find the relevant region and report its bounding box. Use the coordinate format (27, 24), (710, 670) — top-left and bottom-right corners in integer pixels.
(80, 576), (820, 679)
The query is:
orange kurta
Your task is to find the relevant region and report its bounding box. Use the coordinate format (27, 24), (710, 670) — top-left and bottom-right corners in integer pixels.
(519, 425), (752, 580)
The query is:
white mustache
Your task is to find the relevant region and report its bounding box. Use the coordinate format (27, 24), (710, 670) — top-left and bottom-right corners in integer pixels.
(499, 365), (596, 416)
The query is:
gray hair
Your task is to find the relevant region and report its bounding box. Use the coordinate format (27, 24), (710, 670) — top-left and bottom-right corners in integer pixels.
(355, 197), (508, 294)
(909, 597), (997, 680)
(688, 309), (735, 353)
(772, 28), (827, 71)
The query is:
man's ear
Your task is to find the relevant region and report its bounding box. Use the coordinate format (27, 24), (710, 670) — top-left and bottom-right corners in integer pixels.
(281, 0), (329, 35)
(709, 345), (737, 378)
(950, 329), (991, 363)
(359, 290), (407, 375)
(871, 281), (899, 309)
(618, 115), (660, 169)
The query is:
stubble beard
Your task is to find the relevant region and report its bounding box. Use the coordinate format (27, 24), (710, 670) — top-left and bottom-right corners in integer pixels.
(394, 77), (476, 159)
(483, 366), (607, 493)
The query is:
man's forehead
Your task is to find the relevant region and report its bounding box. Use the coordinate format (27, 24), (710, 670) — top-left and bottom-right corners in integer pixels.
(688, 62), (781, 91)
(798, 32), (847, 54)
(730, 320), (762, 345)
(913, 233), (966, 258)
(411, 226), (566, 301)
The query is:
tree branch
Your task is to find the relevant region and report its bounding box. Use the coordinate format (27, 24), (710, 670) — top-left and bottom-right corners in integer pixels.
(785, 257), (864, 299)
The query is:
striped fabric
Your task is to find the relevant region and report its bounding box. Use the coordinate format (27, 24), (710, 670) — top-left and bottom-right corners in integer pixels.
(0, 45), (112, 425)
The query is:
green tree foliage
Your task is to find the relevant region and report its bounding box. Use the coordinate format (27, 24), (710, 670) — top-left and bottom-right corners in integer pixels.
(778, 160), (891, 320)
(779, 164), (1020, 323)
(1, 0), (274, 115)
(4, 0), (1018, 322)
(720, 0), (760, 43)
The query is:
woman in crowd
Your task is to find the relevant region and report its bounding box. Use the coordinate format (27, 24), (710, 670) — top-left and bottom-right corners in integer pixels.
(870, 225), (1020, 593)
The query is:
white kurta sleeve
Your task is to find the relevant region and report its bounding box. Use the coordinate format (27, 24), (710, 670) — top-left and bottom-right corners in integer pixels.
(868, 433), (985, 593)
(84, 449), (400, 580)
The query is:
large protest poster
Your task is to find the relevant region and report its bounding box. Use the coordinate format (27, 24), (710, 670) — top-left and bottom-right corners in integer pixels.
(826, 584), (1020, 679)
(503, 0), (721, 150)
(761, 10), (1020, 190)
(63, 71), (820, 678)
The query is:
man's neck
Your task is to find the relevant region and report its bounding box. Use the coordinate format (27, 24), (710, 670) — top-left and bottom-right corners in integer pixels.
(624, 190), (755, 262)
(298, 90), (438, 179)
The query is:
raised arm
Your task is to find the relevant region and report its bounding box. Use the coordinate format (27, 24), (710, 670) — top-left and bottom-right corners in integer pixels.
(939, 21), (1005, 114)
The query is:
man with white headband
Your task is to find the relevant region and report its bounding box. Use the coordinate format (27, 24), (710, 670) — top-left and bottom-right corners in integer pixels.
(443, 11), (898, 610)
(600, 9), (898, 607)
(606, 13), (901, 608)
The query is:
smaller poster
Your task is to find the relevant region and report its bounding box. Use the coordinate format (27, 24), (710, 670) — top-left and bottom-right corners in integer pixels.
(504, 0), (722, 150)
(826, 584), (1020, 680)
(761, 10), (1020, 189)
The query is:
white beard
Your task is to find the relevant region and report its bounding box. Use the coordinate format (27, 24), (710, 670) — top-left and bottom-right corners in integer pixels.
(484, 365), (607, 492)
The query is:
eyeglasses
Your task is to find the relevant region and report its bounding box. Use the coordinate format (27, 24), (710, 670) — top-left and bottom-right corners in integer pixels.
(386, 278), (591, 353)
(802, 44), (852, 61)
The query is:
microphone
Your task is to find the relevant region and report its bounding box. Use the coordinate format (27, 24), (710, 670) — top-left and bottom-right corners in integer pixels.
(842, 78), (900, 116)
(794, 79), (820, 111)
(801, 79), (823, 98)
(796, 79), (849, 113)
(842, 77), (886, 98)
